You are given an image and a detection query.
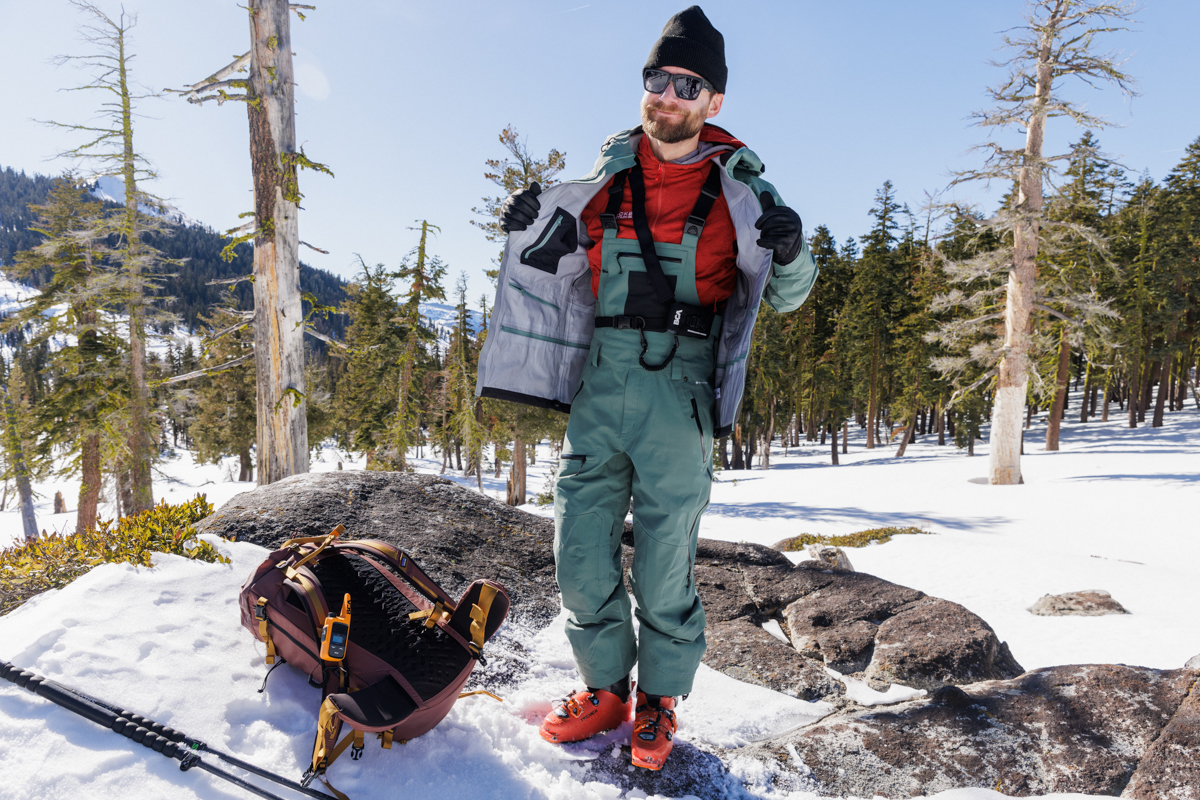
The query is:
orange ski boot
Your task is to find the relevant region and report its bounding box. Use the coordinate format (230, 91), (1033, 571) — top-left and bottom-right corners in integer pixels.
(539, 678), (633, 744)
(631, 691), (677, 770)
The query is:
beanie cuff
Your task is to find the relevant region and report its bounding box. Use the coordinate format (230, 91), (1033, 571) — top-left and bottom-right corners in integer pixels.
(645, 37), (727, 94)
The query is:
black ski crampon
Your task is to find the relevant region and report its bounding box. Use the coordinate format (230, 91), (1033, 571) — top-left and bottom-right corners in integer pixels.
(0, 660), (340, 800)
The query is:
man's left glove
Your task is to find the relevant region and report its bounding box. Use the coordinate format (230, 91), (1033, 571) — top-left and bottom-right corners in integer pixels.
(755, 191), (804, 266)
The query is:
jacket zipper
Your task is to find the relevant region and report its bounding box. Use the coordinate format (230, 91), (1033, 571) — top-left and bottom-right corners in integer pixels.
(523, 214), (564, 258)
(508, 280), (560, 309)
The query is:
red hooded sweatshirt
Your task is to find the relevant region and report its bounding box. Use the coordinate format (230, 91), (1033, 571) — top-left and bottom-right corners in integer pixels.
(580, 125), (746, 310)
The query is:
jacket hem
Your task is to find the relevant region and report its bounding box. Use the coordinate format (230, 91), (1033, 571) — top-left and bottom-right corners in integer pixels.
(480, 387), (572, 414)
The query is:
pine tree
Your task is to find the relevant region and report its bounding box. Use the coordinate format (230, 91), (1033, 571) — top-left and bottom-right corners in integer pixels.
(332, 260), (405, 465)
(391, 222), (447, 467)
(3, 177), (125, 534)
(48, 1), (174, 512)
(950, 0), (1137, 484)
(191, 297), (258, 480)
(471, 125), (567, 282)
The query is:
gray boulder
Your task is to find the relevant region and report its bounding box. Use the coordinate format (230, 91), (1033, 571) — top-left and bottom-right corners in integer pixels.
(1187, 652), (1200, 670)
(746, 664), (1199, 798)
(1030, 589), (1129, 616)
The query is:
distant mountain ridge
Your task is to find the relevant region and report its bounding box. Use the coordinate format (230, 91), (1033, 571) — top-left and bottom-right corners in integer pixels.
(0, 164), (480, 347)
(0, 163), (348, 340)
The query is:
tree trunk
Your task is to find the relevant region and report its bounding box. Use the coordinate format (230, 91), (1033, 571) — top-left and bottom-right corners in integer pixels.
(989, 28), (1052, 484)
(731, 424), (745, 470)
(830, 423), (839, 465)
(760, 400), (775, 470)
(77, 433), (101, 535)
(1045, 328), (1071, 451)
(505, 436), (527, 506)
(248, 0), (308, 485)
(1152, 355), (1171, 428)
(2, 386), (38, 541)
(1080, 363), (1093, 422)
(1137, 361), (1154, 423)
(865, 337), (879, 449)
(113, 29), (154, 515)
(936, 402), (946, 446)
(895, 416), (918, 458)
(719, 436), (730, 470)
(239, 447), (254, 482)
(842, 421), (848, 454)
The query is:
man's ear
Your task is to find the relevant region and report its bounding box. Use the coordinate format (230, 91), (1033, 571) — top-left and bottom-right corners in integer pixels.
(706, 93), (724, 119)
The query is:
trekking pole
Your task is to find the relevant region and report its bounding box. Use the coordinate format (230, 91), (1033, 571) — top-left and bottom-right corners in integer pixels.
(29, 672), (340, 800)
(0, 660), (339, 800)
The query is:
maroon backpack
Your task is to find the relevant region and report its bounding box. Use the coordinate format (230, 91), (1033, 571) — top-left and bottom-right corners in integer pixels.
(239, 525), (510, 791)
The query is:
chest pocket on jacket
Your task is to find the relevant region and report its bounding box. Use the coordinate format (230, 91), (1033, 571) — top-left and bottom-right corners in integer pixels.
(520, 207), (578, 274)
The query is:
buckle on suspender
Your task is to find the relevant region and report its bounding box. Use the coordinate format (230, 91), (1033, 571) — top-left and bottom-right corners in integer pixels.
(600, 213), (618, 230)
(684, 214), (706, 238)
(612, 316), (645, 331)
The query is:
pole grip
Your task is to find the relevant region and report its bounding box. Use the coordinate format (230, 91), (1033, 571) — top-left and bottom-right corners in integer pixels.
(1, 661), (188, 760)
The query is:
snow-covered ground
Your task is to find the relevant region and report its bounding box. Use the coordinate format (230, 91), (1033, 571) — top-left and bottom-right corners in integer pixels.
(0, 396), (1196, 800)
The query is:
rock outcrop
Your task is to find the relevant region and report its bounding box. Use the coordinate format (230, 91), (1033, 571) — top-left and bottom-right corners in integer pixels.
(1030, 589), (1129, 616)
(746, 664), (1200, 799)
(197, 471), (1200, 798)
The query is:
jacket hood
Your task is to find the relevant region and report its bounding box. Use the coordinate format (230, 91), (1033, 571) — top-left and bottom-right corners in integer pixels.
(579, 124), (765, 185)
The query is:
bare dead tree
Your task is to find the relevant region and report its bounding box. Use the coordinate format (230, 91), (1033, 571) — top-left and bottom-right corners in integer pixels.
(172, 1), (330, 485)
(941, 0), (1136, 484)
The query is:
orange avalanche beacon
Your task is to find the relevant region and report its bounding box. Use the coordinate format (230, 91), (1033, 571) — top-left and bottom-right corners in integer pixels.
(320, 593), (352, 661)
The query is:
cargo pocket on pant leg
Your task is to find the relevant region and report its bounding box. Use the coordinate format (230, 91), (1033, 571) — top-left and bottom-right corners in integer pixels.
(554, 510), (614, 616)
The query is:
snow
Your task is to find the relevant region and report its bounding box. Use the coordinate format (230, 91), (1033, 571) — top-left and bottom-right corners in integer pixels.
(89, 175), (203, 229)
(0, 385), (1197, 798)
(823, 667), (927, 707)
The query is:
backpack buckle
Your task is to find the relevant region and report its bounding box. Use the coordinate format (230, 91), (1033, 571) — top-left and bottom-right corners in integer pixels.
(599, 212), (618, 230)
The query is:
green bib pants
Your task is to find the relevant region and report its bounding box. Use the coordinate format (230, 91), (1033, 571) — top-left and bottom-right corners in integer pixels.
(554, 165), (720, 697)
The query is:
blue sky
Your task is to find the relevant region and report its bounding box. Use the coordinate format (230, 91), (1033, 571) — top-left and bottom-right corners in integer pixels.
(2, 0), (1198, 305)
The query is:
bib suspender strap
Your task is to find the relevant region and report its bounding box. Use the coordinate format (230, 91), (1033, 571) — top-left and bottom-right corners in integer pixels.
(599, 169), (628, 233)
(681, 162), (724, 248)
(627, 164), (676, 308)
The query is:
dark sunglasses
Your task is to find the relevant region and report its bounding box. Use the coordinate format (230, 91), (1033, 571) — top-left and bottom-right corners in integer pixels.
(642, 68), (717, 101)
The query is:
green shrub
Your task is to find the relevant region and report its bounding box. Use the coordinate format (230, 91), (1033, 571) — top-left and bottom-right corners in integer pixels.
(774, 526), (930, 551)
(0, 494), (225, 615)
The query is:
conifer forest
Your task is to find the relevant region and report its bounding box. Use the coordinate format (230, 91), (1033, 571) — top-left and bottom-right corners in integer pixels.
(0, 0), (1196, 529)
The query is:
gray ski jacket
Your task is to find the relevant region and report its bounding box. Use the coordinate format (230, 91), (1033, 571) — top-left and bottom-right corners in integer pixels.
(475, 125), (818, 437)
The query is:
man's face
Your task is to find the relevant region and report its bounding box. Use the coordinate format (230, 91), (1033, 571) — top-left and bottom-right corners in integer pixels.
(640, 66), (723, 145)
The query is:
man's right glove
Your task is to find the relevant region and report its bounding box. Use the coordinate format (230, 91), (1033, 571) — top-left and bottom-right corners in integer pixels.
(755, 191), (804, 266)
(498, 182), (542, 233)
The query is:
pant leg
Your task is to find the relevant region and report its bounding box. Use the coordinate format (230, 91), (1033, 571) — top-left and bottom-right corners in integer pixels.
(625, 363), (714, 697)
(554, 355), (637, 689)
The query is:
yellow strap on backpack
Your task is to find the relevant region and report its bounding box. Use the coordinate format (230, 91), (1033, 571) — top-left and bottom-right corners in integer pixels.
(255, 597), (276, 665)
(284, 525), (345, 581)
(469, 584), (499, 651)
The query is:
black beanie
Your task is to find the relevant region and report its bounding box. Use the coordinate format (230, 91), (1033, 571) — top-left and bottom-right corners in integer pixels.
(644, 6), (727, 94)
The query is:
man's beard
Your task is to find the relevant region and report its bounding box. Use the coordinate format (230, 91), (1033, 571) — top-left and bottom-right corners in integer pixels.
(640, 98), (708, 144)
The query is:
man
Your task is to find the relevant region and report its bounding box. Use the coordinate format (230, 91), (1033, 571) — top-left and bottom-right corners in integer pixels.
(476, 6), (817, 770)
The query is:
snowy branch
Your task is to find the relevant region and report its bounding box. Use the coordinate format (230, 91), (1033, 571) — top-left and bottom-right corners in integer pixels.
(205, 275), (253, 286)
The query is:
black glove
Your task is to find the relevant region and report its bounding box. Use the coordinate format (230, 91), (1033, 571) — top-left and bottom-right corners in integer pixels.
(498, 182), (542, 233)
(754, 191), (804, 266)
